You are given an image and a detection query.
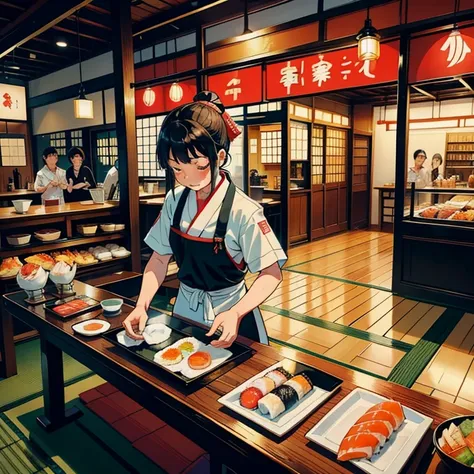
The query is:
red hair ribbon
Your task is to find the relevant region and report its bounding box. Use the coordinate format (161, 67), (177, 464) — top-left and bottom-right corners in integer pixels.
(197, 100), (242, 142)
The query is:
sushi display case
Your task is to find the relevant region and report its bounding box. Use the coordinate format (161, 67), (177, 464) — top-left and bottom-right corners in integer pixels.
(218, 358), (343, 437)
(102, 323), (253, 387)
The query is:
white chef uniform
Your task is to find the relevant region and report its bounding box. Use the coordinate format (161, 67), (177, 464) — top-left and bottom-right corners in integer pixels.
(34, 165), (67, 205)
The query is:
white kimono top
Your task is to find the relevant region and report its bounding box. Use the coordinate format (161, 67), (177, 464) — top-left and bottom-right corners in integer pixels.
(34, 165), (67, 205)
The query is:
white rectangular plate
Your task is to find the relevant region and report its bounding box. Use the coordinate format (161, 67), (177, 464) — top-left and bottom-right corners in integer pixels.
(305, 388), (433, 474)
(218, 359), (341, 437)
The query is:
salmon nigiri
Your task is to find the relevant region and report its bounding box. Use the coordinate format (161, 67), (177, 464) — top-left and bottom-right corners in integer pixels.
(355, 410), (399, 430)
(337, 433), (381, 462)
(346, 420), (393, 440)
(366, 401), (405, 428)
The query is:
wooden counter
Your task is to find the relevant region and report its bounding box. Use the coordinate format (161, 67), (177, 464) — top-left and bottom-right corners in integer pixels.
(0, 190), (41, 199)
(2, 280), (469, 473)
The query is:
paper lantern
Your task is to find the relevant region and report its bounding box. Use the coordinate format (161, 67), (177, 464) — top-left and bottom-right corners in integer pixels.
(143, 87), (156, 107)
(74, 96), (94, 119)
(169, 82), (183, 103)
(357, 19), (381, 62)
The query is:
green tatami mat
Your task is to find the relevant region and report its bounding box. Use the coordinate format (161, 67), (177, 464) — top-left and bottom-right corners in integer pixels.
(0, 339), (93, 411)
(15, 400), (165, 474)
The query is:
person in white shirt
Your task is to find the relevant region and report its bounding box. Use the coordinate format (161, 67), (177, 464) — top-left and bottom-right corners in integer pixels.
(123, 91), (287, 348)
(34, 147), (68, 205)
(407, 149), (432, 189)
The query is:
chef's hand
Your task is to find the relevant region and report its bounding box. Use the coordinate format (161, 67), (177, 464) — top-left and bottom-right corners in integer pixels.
(206, 309), (241, 348)
(50, 180), (59, 188)
(122, 305), (148, 340)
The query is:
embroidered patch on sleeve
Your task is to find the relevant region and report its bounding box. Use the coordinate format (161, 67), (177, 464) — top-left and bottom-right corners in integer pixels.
(258, 220), (271, 235)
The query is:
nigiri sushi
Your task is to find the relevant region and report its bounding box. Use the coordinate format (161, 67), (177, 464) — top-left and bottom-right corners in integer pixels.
(366, 401), (405, 429)
(249, 376), (275, 396)
(345, 420), (393, 440)
(240, 387), (264, 410)
(265, 368), (291, 387)
(258, 385), (298, 420)
(283, 373), (313, 400)
(355, 409), (399, 431)
(337, 433), (382, 462)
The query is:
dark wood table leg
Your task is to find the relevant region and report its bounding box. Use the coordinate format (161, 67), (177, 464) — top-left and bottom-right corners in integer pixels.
(0, 301), (17, 378)
(379, 190), (383, 231)
(36, 336), (83, 432)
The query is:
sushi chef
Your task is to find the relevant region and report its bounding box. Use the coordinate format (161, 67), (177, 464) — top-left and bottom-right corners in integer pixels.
(34, 146), (68, 205)
(123, 91), (287, 348)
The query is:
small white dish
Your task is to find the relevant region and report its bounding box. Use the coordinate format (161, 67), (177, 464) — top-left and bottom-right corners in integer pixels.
(305, 388), (433, 474)
(72, 319), (110, 336)
(34, 229), (61, 241)
(16, 266), (48, 291)
(12, 199), (32, 214)
(116, 329), (144, 347)
(142, 322), (172, 345)
(101, 298), (123, 313)
(7, 234), (31, 246)
(100, 223), (115, 232)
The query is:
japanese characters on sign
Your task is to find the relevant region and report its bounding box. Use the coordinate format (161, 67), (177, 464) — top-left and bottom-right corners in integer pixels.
(135, 80), (197, 117)
(0, 84), (27, 121)
(266, 41), (400, 100)
(409, 26), (474, 83)
(207, 66), (263, 107)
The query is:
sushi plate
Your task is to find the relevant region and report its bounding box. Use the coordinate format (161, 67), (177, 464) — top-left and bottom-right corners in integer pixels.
(305, 388), (433, 474)
(217, 359), (343, 437)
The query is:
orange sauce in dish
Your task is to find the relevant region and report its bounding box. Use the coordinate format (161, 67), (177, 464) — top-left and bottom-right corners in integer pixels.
(84, 322), (103, 331)
(162, 348), (182, 360)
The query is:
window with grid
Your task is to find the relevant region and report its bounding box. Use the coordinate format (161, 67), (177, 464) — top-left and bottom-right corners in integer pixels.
(247, 102), (282, 114)
(0, 137), (26, 166)
(325, 128), (347, 183)
(353, 137), (369, 187)
(71, 130), (83, 148)
(137, 115), (166, 178)
(96, 132), (118, 167)
(261, 130), (281, 164)
(311, 126), (324, 185)
(290, 121), (308, 161)
(50, 132), (66, 157)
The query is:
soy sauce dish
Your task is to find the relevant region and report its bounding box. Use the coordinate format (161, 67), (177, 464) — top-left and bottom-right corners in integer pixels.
(101, 298), (124, 313)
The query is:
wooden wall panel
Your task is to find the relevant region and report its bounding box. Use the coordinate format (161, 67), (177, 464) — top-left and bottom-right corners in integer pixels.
(406, 0), (471, 23)
(312, 190), (324, 238)
(353, 104), (373, 134)
(206, 23), (319, 68)
(326, 1), (400, 41)
(0, 121), (34, 193)
(313, 97), (350, 116)
(135, 64), (154, 82)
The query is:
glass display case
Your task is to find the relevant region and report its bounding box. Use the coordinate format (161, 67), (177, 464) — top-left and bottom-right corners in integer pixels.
(404, 183), (474, 225)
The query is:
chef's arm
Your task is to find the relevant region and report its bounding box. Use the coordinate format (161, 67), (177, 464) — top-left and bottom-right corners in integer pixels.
(135, 251), (172, 311)
(232, 262), (282, 319)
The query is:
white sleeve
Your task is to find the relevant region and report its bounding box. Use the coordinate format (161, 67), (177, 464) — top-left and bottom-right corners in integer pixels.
(144, 191), (174, 256)
(34, 171), (46, 191)
(239, 208), (287, 274)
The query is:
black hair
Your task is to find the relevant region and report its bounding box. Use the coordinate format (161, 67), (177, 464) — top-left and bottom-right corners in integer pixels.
(42, 146), (58, 162)
(68, 146), (85, 162)
(157, 90), (231, 194)
(414, 149), (427, 160)
(432, 153), (443, 166)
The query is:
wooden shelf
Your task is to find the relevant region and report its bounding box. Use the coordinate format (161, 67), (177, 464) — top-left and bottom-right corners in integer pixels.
(0, 233), (125, 258)
(446, 166), (474, 169)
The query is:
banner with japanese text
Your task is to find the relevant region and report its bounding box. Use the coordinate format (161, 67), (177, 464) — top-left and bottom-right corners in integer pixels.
(266, 41), (400, 100)
(409, 26), (474, 83)
(0, 84), (27, 121)
(207, 66), (263, 107)
(135, 79), (197, 117)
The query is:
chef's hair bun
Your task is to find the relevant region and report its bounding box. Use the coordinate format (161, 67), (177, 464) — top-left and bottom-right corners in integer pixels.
(193, 90), (226, 115)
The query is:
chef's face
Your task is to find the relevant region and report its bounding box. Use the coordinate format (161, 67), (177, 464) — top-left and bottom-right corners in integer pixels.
(414, 153), (426, 167)
(44, 153), (58, 168)
(71, 154), (83, 169)
(168, 150), (224, 191)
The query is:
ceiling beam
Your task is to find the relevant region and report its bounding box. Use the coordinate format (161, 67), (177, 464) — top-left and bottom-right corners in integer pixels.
(459, 77), (474, 94)
(0, 0), (94, 59)
(53, 25), (109, 43)
(411, 85), (437, 101)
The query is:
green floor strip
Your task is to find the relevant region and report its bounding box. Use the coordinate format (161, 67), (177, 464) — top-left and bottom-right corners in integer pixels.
(0, 413), (64, 474)
(261, 304), (413, 352)
(283, 267), (392, 292)
(388, 307), (465, 387)
(0, 339), (93, 412)
(269, 337), (386, 380)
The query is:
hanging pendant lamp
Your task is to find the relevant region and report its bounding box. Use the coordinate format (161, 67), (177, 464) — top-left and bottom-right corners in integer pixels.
(242, 0), (252, 36)
(74, 12), (94, 119)
(169, 37), (183, 103)
(356, 7), (381, 62)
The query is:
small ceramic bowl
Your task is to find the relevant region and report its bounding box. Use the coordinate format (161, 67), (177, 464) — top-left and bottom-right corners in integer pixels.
(12, 200), (32, 214)
(6, 234), (31, 246)
(101, 298), (123, 313)
(100, 223), (115, 232)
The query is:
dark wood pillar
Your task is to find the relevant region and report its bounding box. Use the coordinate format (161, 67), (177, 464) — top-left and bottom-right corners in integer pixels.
(281, 101), (290, 252)
(111, 0), (141, 272)
(196, 26), (204, 92)
(392, 33), (410, 292)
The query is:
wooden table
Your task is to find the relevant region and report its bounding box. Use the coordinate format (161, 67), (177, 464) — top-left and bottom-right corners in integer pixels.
(0, 190), (41, 199)
(2, 281), (467, 474)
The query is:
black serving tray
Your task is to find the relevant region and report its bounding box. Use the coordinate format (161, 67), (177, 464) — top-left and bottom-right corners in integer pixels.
(102, 324), (254, 387)
(44, 295), (101, 319)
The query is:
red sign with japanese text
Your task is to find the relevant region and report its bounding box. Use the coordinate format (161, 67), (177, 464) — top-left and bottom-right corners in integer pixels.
(135, 79), (197, 116)
(409, 26), (474, 83)
(208, 66), (263, 107)
(266, 41), (400, 100)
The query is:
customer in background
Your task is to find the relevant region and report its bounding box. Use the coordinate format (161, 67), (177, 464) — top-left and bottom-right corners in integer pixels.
(431, 153), (444, 183)
(34, 146), (68, 205)
(407, 149), (431, 189)
(65, 147), (96, 202)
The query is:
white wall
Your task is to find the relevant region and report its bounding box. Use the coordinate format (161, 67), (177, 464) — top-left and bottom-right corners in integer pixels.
(371, 99), (474, 225)
(29, 52), (113, 98)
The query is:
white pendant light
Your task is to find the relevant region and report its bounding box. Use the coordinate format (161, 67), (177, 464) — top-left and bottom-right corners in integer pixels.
(74, 12), (94, 119)
(169, 82), (183, 102)
(356, 7), (381, 62)
(143, 87), (156, 106)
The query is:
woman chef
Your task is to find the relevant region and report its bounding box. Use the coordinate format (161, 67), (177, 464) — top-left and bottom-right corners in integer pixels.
(123, 91), (287, 348)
